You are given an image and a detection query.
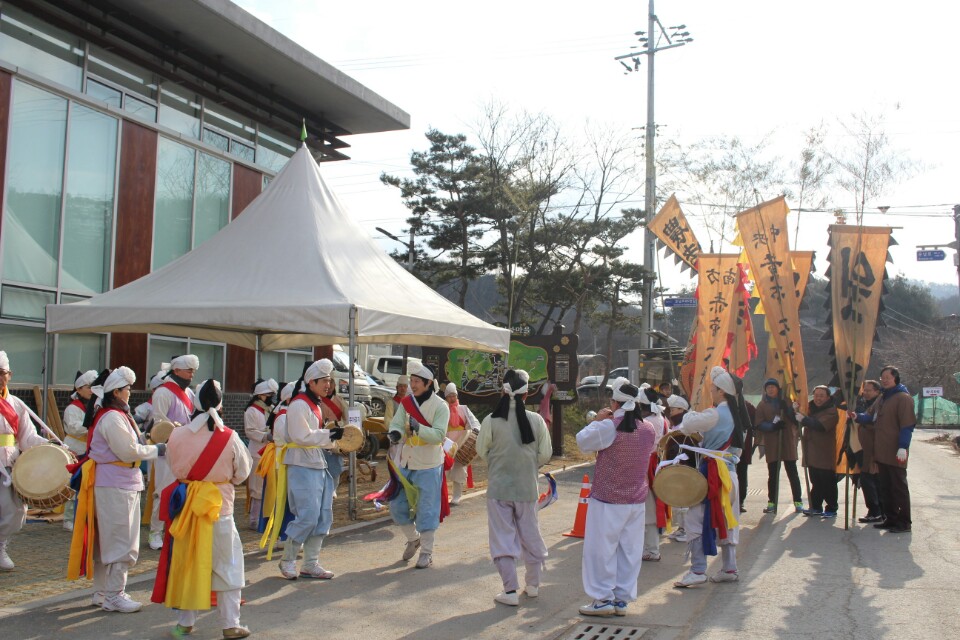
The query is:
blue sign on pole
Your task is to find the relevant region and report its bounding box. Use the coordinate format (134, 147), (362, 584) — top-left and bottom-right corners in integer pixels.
(917, 250), (946, 261)
(664, 297), (697, 308)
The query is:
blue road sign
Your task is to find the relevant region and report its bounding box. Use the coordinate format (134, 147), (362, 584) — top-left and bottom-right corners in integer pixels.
(664, 297), (697, 308)
(917, 250), (946, 261)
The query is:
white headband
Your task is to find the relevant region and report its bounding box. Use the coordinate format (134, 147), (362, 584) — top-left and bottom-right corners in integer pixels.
(711, 366), (736, 396)
(93, 366), (136, 400)
(444, 382), (458, 397)
(254, 378), (279, 396)
(409, 362), (435, 382)
(171, 354), (200, 371)
(610, 377), (638, 411)
(503, 370), (529, 397)
(194, 379), (224, 428)
(304, 359), (334, 383)
(74, 369), (98, 389)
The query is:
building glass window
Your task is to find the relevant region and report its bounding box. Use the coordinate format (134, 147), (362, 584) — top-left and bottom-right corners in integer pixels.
(55, 333), (106, 386)
(0, 324), (47, 384)
(1, 82), (67, 288)
(259, 349), (311, 382)
(153, 137), (195, 269)
(202, 128), (230, 153)
(159, 83), (201, 139)
(148, 336), (224, 388)
(87, 46), (157, 102)
(61, 104), (117, 294)
(194, 152), (231, 247)
(0, 286), (54, 321)
(0, 6), (83, 91)
(123, 94), (158, 122)
(231, 140), (255, 163)
(256, 126), (296, 173)
(85, 78), (122, 109)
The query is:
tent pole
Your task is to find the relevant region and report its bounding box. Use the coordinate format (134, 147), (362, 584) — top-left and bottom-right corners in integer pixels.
(41, 331), (50, 422)
(255, 331), (262, 379)
(348, 306), (358, 521)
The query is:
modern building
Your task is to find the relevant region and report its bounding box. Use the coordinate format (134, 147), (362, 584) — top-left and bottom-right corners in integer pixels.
(0, 0), (409, 396)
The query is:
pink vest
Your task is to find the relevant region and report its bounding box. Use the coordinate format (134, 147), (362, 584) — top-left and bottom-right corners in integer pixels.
(89, 410), (144, 491)
(591, 417), (657, 504)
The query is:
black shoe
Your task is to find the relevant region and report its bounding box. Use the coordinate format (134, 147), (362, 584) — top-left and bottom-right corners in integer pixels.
(739, 506), (747, 513)
(859, 514), (883, 523)
(888, 524), (912, 533)
(873, 520), (895, 529)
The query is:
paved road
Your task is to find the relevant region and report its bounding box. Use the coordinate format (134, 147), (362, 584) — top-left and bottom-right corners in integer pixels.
(2, 432), (958, 640)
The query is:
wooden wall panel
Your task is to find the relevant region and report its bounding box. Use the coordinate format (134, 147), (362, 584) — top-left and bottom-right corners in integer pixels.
(224, 164), (263, 390)
(0, 71), (12, 241)
(110, 120), (158, 384)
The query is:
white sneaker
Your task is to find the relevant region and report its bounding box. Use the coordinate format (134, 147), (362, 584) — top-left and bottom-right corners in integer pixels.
(279, 560), (298, 580)
(642, 551), (661, 561)
(415, 552), (433, 569)
(102, 591), (143, 613)
(672, 533), (688, 543)
(524, 585), (539, 598)
(674, 571), (708, 588)
(710, 570), (739, 583)
(148, 530), (163, 551)
(667, 528), (686, 540)
(401, 537), (421, 561)
(578, 599), (616, 616)
(299, 562), (335, 579)
(613, 600), (628, 616)
(0, 542), (14, 571)
(494, 591), (519, 606)
(90, 592), (105, 607)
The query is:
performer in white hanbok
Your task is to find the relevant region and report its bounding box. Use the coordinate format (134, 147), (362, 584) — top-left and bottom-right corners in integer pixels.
(387, 363), (449, 569)
(639, 387), (669, 562)
(244, 378), (278, 529)
(161, 379), (253, 639)
(277, 360), (343, 580)
(475, 370), (552, 606)
(67, 367), (163, 612)
(62, 369), (98, 531)
(134, 367), (168, 427)
(0, 350), (47, 571)
(576, 378), (657, 617)
(148, 355), (198, 550)
(673, 366), (745, 588)
(444, 382), (480, 505)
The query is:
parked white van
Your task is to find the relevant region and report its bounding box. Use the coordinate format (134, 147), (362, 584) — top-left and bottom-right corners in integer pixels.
(367, 354), (423, 388)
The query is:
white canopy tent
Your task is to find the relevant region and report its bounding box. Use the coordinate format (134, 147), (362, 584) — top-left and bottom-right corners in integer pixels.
(45, 145), (510, 355)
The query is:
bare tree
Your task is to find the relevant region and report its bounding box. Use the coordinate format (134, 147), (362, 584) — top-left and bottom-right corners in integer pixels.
(791, 125), (833, 248)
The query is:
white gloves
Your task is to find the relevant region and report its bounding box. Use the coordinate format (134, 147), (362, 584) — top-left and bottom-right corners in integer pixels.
(772, 415), (781, 424)
(795, 412), (806, 422)
(896, 448), (908, 463)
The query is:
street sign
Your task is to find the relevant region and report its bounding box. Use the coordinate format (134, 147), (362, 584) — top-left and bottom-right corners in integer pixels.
(664, 297), (697, 308)
(916, 249), (946, 261)
(922, 386), (943, 397)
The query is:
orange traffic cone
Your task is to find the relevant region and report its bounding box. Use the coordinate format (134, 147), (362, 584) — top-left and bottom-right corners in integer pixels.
(563, 474), (592, 538)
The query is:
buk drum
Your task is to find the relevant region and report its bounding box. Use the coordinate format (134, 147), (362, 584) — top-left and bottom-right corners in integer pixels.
(12, 444), (77, 510)
(453, 428), (479, 466)
(148, 419), (177, 444)
(335, 424), (365, 454)
(651, 430), (707, 508)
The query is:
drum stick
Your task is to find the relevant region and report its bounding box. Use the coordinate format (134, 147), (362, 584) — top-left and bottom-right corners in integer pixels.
(22, 404), (66, 447)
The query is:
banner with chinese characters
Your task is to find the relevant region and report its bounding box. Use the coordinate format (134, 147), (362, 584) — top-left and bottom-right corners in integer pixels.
(825, 225), (892, 397)
(736, 197), (809, 412)
(725, 263), (757, 377)
(648, 193), (701, 272)
(765, 250), (815, 382)
(690, 254), (741, 410)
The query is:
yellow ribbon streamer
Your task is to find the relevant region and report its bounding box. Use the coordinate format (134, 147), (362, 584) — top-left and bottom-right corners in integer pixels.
(164, 481), (222, 610)
(255, 442), (277, 529)
(67, 460), (96, 580)
(714, 459), (739, 530)
(260, 443), (319, 558)
(387, 457), (420, 519)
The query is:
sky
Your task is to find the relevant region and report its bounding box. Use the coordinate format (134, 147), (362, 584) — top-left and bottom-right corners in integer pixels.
(234, 0), (960, 296)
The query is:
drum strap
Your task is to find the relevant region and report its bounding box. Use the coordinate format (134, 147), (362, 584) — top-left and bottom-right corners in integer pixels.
(400, 396), (435, 447)
(161, 381), (194, 414)
(321, 396), (343, 421)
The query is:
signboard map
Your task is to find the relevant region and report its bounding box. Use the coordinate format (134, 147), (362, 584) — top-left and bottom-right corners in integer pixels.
(446, 342), (549, 397)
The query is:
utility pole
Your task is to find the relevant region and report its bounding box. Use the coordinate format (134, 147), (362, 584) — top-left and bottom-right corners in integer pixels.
(614, 1), (692, 348)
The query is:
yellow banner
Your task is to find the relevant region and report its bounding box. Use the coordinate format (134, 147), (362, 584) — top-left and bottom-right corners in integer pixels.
(736, 197), (809, 412)
(647, 194), (701, 269)
(691, 254), (741, 410)
(828, 225), (891, 396)
(764, 250), (815, 382)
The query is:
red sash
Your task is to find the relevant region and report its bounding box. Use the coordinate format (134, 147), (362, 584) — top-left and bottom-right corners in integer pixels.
(66, 407), (128, 473)
(249, 403), (266, 415)
(161, 381), (194, 413)
(151, 426), (234, 604)
(400, 395), (431, 427)
(0, 395), (20, 435)
(292, 393), (323, 422)
(321, 396), (343, 421)
(69, 399), (86, 412)
(392, 395), (403, 405)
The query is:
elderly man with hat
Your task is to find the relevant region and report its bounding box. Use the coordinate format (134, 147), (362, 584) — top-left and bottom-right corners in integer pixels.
(68, 366), (164, 612)
(277, 359), (344, 580)
(62, 369), (98, 532)
(0, 350), (48, 571)
(158, 379), (253, 639)
(476, 369), (552, 606)
(244, 378), (279, 529)
(148, 354), (199, 550)
(387, 363), (449, 568)
(673, 366), (746, 588)
(444, 382), (480, 505)
(576, 378), (658, 616)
